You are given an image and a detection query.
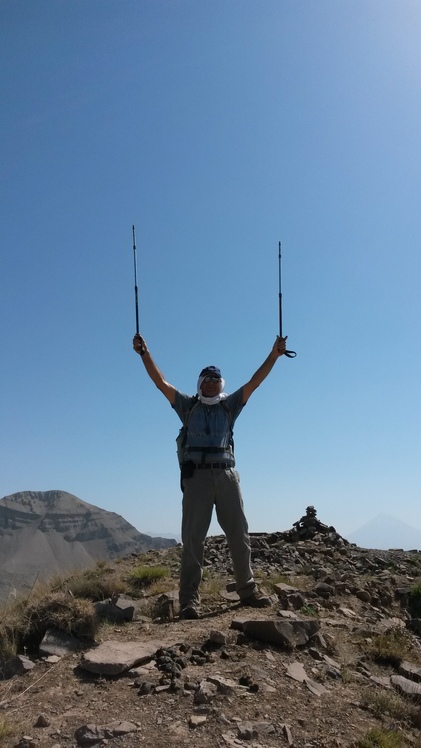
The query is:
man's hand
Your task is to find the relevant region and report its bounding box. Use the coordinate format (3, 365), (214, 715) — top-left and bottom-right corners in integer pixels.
(272, 335), (287, 358)
(133, 333), (147, 356)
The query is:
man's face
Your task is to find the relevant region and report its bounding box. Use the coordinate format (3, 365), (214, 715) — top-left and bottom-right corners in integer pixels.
(201, 374), (222, 398)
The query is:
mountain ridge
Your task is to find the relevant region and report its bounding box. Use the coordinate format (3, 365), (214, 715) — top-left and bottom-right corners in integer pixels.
(0, 490), (176, 603)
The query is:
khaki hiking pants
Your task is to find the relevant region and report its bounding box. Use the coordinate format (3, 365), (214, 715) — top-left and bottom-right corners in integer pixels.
(179, 467), (255, 609)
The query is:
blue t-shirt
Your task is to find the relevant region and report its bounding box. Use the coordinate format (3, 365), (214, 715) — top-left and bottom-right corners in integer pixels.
(172, 388), (244, 465)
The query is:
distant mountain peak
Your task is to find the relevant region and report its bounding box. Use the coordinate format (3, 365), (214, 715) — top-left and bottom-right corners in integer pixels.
(0, 490), (177, 603)
(347, 513), (421, 551)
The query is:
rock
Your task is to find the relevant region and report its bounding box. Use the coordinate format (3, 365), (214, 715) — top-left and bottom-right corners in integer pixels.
(408, 618), (421, 635)
(94, 600), (135, 623)
(207, 674), (238, 694)
(34, 713), (50, 727)
(305, 678), (328, 696)
(323, 655), (341, 671)
(44, 655), (61, 664)
(209, 629), (228, 645)
(398, 660), (421, 682)
(237, 722), (256, 739)
(127, 665), (152, 678)
(288, 593), (307, 610)
(74, 724), (107, 745)
(391, 675), (421, 701)
(107, 721), (139, 736)
(15, 737), (36, 748)
(236, 720), (276, 739)
(230, 615), (251, 630)
(281, 723), (294, 746)
(0, 654), (35, 679)
(253, 722), (276, 735)
(311, 632), (329, 650)
(242, 618), (320, 649)
(39, 628), (81, 657)
(273, 582), (300, 597)
(277, 610), (301, 620)
(314, 582), (335, 599)
(189, 714), (207, 728)
(138, 680), (155, 695)
(308, 647), (324, 661)
(370, 676), (392, 689)
(337, 607), (357, 618)
(286, 661), (307, 682)
(194, 680), (217, 704)
(80, 639), (172, 675)
(155, 593), (177, 621)
(74, 721), (138, 744)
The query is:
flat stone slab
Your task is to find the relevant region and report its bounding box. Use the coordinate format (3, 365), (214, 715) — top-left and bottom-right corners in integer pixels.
(80, 639), (175, 675)
(391, 675), (421, 701)
(231, 616), (252, 630)
(242, 618), (320, 649)
(398, 660), (421, 683)
(370, 676), (392, 689)
(278, 610), (300, 620)
(74, 720), (138, 744)
(286, 661), (307, 682)
(273, 582), (300, 595)
(305, 678), (327, 696)
(39, 628), (82, 657)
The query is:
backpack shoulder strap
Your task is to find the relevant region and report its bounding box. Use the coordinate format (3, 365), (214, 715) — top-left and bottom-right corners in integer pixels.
(220, 398), (235, 452)
(220, 398), (233, 426)
(182, 395), (199, 428)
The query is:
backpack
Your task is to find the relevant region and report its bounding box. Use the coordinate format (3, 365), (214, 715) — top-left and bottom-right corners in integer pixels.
(176, 396), (234, 467)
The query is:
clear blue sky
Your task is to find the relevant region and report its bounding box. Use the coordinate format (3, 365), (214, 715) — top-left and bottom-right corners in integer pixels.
(1, 0), (420, 540)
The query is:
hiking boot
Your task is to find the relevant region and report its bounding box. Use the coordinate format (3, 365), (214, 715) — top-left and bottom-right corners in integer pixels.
(240, 590), (271, 608)
(179, 605), (200, 620)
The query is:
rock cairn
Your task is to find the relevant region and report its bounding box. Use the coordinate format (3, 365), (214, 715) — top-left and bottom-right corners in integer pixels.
(281, 505), (351, 545)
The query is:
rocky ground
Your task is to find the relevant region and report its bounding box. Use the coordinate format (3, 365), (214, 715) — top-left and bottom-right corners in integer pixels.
(1, 518), (421, 748)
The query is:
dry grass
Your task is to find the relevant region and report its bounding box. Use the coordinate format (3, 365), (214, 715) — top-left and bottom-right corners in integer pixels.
(0, 717), (14, 740)
(356, 727), (407, 748)
(361, 687), (421, 729)
(0, 586), (99, 660)
(50, 565), (128, 601)
(0, 552), (180, 664)
(201, 575), (226, 600)
(145, 578), (176, 597)
(360, 627), (415, 666)
(265, 571), (311, 592)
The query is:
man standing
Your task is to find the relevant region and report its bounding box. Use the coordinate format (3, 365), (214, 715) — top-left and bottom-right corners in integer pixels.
(133, 333), (287, 619)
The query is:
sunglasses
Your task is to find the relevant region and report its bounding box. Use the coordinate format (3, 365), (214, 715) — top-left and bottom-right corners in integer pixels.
(203, 375), (221, 383)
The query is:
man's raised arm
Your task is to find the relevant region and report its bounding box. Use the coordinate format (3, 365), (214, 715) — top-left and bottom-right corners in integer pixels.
(133, 334), (176, 404)
(241, 336), (287, 405)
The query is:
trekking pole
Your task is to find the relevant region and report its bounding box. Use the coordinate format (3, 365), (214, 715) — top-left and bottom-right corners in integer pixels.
(278, 241), (296, 358)
(132, 225), (139, 335)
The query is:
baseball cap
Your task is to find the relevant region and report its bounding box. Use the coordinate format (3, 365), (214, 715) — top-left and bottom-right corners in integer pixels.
(199, 365), (222, 379)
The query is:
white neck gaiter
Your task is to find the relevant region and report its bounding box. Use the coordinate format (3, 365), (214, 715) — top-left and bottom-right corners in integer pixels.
(197, 375), (228, 405)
